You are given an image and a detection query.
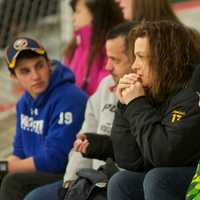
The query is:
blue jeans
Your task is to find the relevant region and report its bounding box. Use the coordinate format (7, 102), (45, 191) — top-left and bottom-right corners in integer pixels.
(24, 180), (63, 200)
(107, 167), (195, 200)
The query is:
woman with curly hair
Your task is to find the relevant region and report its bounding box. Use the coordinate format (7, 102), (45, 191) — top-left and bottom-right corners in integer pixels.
(107, 20), (200, 200)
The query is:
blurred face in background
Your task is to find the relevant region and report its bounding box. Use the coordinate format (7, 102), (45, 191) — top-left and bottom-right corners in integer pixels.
(72, 0), (93, 30)
(105, 36), (132, 83)
(116, 0), (133, 20)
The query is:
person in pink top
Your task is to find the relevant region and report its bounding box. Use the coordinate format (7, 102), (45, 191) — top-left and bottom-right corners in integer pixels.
(63, 0), (123, 95)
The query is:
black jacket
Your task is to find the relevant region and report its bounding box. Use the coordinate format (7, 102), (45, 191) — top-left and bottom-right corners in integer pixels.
(84, 65), (200, 171)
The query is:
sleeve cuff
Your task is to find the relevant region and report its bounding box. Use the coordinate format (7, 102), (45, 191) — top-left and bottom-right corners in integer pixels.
(126, 96), (148, 112)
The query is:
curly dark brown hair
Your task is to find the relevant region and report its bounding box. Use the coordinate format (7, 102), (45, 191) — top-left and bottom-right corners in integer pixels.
(128, 20), (200, 104)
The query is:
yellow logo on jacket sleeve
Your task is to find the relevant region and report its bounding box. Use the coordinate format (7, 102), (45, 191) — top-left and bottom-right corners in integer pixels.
(171, 110), (186, 123)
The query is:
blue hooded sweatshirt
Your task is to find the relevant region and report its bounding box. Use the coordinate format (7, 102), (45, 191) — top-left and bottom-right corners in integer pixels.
(13, 60), (87, 173)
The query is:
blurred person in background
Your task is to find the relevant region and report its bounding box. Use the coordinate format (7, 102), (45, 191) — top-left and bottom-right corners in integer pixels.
(63, 0), (124, 96)
(115, 0), (182, 22)
(115, 0), (200, 51)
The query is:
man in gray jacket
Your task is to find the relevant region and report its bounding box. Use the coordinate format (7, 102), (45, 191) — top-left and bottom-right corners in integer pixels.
(23, 21), (137, 200)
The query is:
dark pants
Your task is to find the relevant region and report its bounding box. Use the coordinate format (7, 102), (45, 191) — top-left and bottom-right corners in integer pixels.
(0, 172), (63, 200)
(107, 167), (195, 200)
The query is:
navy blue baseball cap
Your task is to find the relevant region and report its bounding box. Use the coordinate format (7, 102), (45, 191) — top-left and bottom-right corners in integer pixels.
(4, 37), (46, 69)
